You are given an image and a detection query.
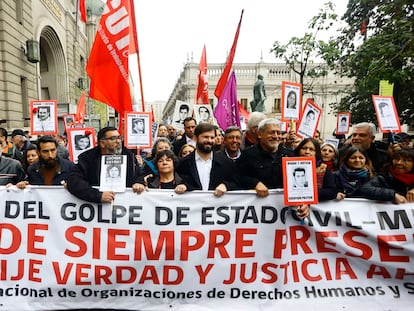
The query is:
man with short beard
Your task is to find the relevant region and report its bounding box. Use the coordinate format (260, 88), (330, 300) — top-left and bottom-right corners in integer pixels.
(176, 123), (238, 196)
(67, 126), (140, 203)
(16, 135), (73, 187)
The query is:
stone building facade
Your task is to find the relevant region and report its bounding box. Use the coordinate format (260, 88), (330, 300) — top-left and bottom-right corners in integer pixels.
(0, 0), (108, 133)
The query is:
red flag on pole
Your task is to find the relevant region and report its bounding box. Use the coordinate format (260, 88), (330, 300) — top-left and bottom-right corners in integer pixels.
(214, 10), (244, 99)
(75, 92), (86, 124)
(196, 45), (209, 104)
(86, 0), (136, 116)
(79, 0), (87, 23)
(214, 71), (240, 131)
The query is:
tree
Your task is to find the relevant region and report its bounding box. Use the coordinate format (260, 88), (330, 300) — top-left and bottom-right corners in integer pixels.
(270, 2), (340, 95)
(331, 0), (414, 125)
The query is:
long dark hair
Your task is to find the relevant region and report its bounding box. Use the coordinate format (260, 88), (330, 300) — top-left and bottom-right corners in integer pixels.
(389, 149), (414, 173)
(339, 146), (374, 177)
(294, 138), (321, 160)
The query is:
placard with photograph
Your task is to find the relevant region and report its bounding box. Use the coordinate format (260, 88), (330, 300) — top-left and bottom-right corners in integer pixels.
(324, 138), (339, 149)
(296, 99), (322, 139)
(62, 114), (75, 130)
(30, 100), (58, 135)
(194, 104), (214, 124)
(124, 112), (152, 149)
(282, 157), (318, 206)
(372, 95), (402, 133)
(281, 81), (302, 122)
(336, 112), (351, 135)
(99, 155), (127, 192)
(66, 127), (96, 163)
(172, 100), (193, 131)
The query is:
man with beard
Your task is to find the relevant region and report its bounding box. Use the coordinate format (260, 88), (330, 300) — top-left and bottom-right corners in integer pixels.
(16, 135), (73, 187)
(176, 123), (238, 196)
(67, 126), (140, 203)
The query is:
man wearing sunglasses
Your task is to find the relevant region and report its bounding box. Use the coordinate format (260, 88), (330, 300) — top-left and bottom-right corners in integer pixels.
(67, 126), (139, 203)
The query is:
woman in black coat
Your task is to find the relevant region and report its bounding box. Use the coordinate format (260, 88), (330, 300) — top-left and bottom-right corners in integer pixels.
(360, 149), (414, 204)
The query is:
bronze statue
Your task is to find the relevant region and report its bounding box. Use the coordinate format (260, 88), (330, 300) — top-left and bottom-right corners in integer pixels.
(250, 74), (266, 112)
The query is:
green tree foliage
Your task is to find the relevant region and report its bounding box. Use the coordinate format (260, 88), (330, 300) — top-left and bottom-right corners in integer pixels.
(332, 0), (414, 125)
(270, 2), (339, 94)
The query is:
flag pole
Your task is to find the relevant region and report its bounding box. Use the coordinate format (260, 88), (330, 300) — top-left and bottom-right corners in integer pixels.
(128, 0), (145, 112)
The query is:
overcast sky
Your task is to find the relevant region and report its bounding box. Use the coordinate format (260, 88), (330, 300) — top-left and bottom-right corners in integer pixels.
(131, 0), (349, 102)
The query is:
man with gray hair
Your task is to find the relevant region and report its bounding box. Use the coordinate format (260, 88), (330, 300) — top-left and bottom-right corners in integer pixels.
(236, 118), (308, 219)
(339, 122), (388, 174)
(236, 118), (295, 196)
(241, 111), (266, 150)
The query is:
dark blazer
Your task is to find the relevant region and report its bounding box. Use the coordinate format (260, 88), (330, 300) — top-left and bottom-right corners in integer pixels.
(172, 136), (188, 156)
(67, 146), (138, 203)
(360, 172), (414, 201)
(176, 151), (238, 191)
(27, 157), (74, 185)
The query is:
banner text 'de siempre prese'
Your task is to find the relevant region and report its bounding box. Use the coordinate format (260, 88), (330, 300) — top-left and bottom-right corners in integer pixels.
(0, 187), (413, 310)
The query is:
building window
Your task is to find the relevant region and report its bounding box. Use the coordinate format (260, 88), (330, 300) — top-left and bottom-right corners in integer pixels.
(240, 98), (248, 110)
(16, 0), (23, 24)
(273, 98), (281, 113)
(21, 77), (29, 127)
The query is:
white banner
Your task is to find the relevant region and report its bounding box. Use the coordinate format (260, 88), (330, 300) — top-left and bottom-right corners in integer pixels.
(0, 187), (413, 310)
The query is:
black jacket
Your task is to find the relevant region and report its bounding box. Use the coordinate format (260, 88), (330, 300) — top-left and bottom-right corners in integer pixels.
(27, 157), (74, 185)
(176, 151), (238, 191)
(235, 144), (294, 189)
(360, 171), (414, 201)
(67, 146), (138, 202)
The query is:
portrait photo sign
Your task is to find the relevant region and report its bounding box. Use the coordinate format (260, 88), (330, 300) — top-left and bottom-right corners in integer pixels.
(281, 81), (302, 121)
(194, 104), (214, 124)
(372, 95), (402, 133)
(62, 114), (75, 130)
(99, 155), (127, 193)
(66, 127), (96, 163)
(282, 157), (318, 206)
(172, 100), (193, 131)
(30, 100), (58, 135)
(124, 112), (152, 149)
(336, 112), (351, 135)
(296, 99), (322, 139)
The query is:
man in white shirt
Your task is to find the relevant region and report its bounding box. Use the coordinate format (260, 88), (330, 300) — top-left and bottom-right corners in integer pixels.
(176, 123), (238, 196)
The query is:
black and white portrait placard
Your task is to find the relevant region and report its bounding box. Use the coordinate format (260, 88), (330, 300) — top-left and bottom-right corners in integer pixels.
(282, 157), (318, 206)
(125, 112), (152, 148)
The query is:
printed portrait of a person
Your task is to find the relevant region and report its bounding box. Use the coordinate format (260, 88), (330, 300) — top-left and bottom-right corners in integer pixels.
(37, 106), (51, 121)
(293, 167), (308, 188)
(132, 118), (145, 134)
(74, 134), (91, 151)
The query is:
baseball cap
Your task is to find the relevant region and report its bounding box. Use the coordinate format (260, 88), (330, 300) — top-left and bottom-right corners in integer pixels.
(395, 132), (414, 142)
(11, 129), (25, 137)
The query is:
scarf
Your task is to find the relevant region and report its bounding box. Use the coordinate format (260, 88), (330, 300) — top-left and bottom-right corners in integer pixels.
(338, 165), (370, 194)
(389, 167), (414, 186)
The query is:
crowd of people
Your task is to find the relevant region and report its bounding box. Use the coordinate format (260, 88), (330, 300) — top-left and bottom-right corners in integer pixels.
(1, 114), (414, 214)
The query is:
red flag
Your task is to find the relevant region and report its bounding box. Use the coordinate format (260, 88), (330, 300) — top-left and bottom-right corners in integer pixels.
(79, 0), (87, 23)
(196, 45), (209, 104)
(214, 71), (240, 131)
(151, 105), (155, 122)
(86, 0), (136, 116)
(360, 20), (367, 36)
(75, 92), (86, 124)
(238, 101), (249, 120)
(214, 10), (244, 99)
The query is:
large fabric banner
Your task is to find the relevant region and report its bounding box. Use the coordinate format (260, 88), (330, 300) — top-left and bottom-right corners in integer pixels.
(0, 187), (413, 310)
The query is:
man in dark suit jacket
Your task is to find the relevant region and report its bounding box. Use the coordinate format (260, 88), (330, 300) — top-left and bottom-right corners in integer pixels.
(176, 123), (238, 196)
(173, 117), (197, 155)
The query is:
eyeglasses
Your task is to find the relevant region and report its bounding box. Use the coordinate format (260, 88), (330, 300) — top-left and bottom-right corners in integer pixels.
(103, 136), (123, 141)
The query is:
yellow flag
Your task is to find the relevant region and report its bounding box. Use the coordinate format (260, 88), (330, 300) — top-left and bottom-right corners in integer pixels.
(379, 80), (394, 96)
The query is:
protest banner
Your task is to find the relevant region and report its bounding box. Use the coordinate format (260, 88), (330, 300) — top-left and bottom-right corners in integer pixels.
(0, 187), (413, 310)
